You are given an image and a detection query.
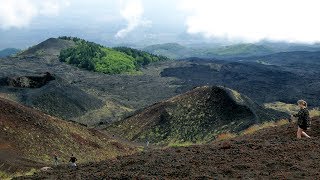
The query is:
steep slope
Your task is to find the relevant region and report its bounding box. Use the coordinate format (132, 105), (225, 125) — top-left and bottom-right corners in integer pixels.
(0, 48), (20, 58)
(23, 117), (320, 179)
(20, 38), (75, 57)
(0, 97), (136, 177)
(0, 72), (104, 121)
(107, 86), (288, 144)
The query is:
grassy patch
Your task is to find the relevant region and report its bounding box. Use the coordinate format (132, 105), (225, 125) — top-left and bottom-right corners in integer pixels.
(228, 89), (244, 103)
(242, 119), (289, 135)
(216, 132), (237, 141)
(168, 141), (196, 147)
(75, 101), (133, 126)
(0, 168), (37, 180)
(264, 101), (299, 114)
(264, 101), (320, 118)
(310, 108), (320, 117)
(275, 119), (290, 126)
(0, 171), (10, 180)
(164, 118), (290, 146)
(215, 119), (289, 141)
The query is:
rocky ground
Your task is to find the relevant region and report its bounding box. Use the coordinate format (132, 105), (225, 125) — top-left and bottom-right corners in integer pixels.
(18, 117), (320, 179)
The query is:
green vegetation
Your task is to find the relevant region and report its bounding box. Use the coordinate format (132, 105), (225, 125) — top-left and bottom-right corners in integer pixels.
(58, 37), (170, 74)
(0, 171), (10, 180)
(96, 48), (136, 74)
(214, 119), (289, 142)
(310, 108), (320, 117)
(0, 168), (37, 180)
(241, 119), (289, 135)
(167, 141), (195, 147)
(162, 118), (290, 147)
(114, 47), (170, 66)
(264, 101), (299, 115)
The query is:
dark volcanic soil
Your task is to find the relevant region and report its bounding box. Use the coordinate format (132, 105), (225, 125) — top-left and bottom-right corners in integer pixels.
(1, 38), (320, 126)
(20, 117), (320, 179)
(161, 59), (320, 107)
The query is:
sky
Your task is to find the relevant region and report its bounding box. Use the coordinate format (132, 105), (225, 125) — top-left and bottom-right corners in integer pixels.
(1, 0), (320, 49)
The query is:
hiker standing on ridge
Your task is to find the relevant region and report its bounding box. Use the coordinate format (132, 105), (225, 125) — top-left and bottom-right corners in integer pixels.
(69, 154), (78, 169)
(292, 100), (311, 139)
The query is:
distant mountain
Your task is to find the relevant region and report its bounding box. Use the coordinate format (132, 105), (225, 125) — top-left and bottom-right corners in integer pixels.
(107, 86), (288, 145)
(259, 41), (320, 52)
(205, 43), (274, 57)
(143, 43), (191, 59)
(143, 42), (320, 60)
(143, 43), (275, 59)
(0, 48), (20, 58)
(234, 50), (320, 66)
(0, 97), (136, 177)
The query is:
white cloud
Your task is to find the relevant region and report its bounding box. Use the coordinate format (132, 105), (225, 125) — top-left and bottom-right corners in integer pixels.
(0, 0), (70, 29)
(115, 0), (151, 38)
(40, 1), (68, 16)
(179, 0), (320, 43)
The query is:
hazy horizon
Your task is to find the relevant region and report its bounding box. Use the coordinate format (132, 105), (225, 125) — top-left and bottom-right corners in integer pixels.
(1, 0), (320, 49)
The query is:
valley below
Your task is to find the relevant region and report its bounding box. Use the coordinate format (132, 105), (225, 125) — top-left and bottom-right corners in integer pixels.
(1, 37), (320, 179)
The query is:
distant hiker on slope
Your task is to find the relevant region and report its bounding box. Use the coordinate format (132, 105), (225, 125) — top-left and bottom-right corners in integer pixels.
(53, 153), (59, 166)
(292, 100), (311, 139)
(69, 154), (78, 169)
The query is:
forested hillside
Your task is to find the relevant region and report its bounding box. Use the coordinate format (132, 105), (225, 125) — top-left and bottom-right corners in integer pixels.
(59, 37), (170, 74)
